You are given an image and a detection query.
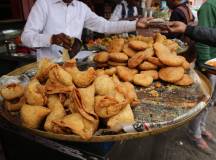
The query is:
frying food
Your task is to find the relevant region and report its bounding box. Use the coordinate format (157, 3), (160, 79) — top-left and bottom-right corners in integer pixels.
(95, 96), (128, 118)
(107, 104), (135, 132)
(133, 74), (153, 87)
(159, 67), (185, 83)
(116, 66), (137, 82)
(109, 52), (128, 62)
(154, 42), (183, 67)
(108, 38), (125, 52)
(1, 83), (24, 100)
(94, 75), (115, 96)
(64, 59), (96, 88)
(25, 79), (47, 106)
(93, 51), (109, 63)
(104, 67), (117, 76)
(139, 61), (158, 70)
(53, 113), (98, 140)
(123, 44), (136, 57)
(175, 74), (193, 86)
(44, 95), (66, 132)
(4, 96), (25, 112)
(20, 104), (50, 129)
(140, 70), (159, 80)
(128, 40), (148, 51)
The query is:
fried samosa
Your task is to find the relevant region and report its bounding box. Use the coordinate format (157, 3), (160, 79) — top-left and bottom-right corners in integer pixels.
(1, 83), (24, 100)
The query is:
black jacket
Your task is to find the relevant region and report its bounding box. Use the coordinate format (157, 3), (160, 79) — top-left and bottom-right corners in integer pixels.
(185, 25), (216, 47)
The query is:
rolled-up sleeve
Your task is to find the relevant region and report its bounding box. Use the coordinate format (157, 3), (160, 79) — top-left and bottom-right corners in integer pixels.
(84, 6), (136, 34)
(21, 0), (51, 48)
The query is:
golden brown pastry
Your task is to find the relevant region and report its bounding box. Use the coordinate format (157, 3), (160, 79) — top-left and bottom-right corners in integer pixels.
(163, 39), (179, 52)
(159, 67), (185, 83)
(123, 44), (136, 57)
(128, 40), (148, 51)
(174, 74), (193, 86)
(107, 104), (135, 132)
(108, 61), (127, 66)
(96, 69), (105, 76)
(155, 33), (167, 43)
(154, 42), (183, 67)
(108, 38), (125, 52)
(147, 57), (163, 66)
(116, 66), (137, 82)
(95, 96), (128, 118)
(49, 65), (73, 86)
(36, 58), (56, 82)
(1, 84), (24, 100)
(133, 74), (153, 87)
(64, 59), (96, 88)
(45, 80), (74, 94)
(109, 52), (129, 62)
(20, 104), (50, 129)
(179, 56), (190, 70)
(25, 79), (47, 106)
(128, 48), (154, 68)
(139, 61), (158, 70)
(104, 67), (117, 76)
(94, 75), (116, 96)
(53, 113), (98, 140)
(78, 84), (96, 115)
(4, 96), (25, 112)
(140, 70), (159, 80)
(44, 95), (66, 132)
(93, 52), (109, 63)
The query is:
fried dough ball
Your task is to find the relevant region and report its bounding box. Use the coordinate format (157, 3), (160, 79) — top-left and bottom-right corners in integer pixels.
(116, 66), (137, 82)
(1, 84), (24, 100)
(139, 61), (158, 70)
(174, 74), (193, 86)
(4, 96), (25, 112)
(140, 70), (159, 80)
(154, 42), (183, 67)
(21, 104), (50, 129)
(109, 52), (129, 62)
(133, 74), (153, 87)
(95, 96), (128, 118)
(94, 75), (115, 96)
(108, 38), (125, 52)
(25, 79), (47, 106)
(107, 104), (135, 132)
(123, 44), (136, 57)
(108, 61), (127, 66)
(93, 51), (109, 63)
(128, 40), (148, 51)
(159, 67), (184, 83)
(104, 67), (117, 76)
(147, 57), (163, 66)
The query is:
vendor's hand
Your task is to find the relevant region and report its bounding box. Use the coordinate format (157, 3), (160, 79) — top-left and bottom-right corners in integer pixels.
(51, 33), (72, 50)
(136, 17), (153, 28)
(168, 21), (187, 33)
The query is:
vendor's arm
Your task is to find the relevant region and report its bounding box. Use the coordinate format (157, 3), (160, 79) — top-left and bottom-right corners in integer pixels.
(84, 5), (143, 34)
(21, 0), (51, 48)
(110, 4), (122, 21)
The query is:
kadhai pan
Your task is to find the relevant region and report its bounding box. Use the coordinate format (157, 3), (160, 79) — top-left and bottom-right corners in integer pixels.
(0, 63), (212, 142)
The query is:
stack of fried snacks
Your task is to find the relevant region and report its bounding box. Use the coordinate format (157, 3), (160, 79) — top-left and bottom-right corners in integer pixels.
(1, 59), (136, 140)
(93, 33), (193, 87)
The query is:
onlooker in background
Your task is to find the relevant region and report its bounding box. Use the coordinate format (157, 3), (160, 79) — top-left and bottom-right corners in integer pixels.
(188, 0), (216, 154)
(110, 0), (140, 21)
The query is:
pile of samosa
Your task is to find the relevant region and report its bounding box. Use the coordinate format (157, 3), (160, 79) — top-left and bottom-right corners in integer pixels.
(0, 59), (138, 140)
(94, 33), (193, 87)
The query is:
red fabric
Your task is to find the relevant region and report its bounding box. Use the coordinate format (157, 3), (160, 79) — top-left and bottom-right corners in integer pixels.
(22, 0), (35, 20)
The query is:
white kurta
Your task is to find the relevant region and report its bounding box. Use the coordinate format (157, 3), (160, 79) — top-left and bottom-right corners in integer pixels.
(21, 0), (137, 62)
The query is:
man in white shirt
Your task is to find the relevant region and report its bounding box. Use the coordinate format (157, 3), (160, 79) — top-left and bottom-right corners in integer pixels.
(110, 0), (140, 21)
(21, 0), (149, 63)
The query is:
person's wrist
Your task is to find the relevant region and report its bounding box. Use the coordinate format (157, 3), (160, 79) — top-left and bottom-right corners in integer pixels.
(185, 25), (194, 36)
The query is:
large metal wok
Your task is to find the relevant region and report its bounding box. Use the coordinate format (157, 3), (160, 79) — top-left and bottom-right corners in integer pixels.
(0, 63), (212, 142)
